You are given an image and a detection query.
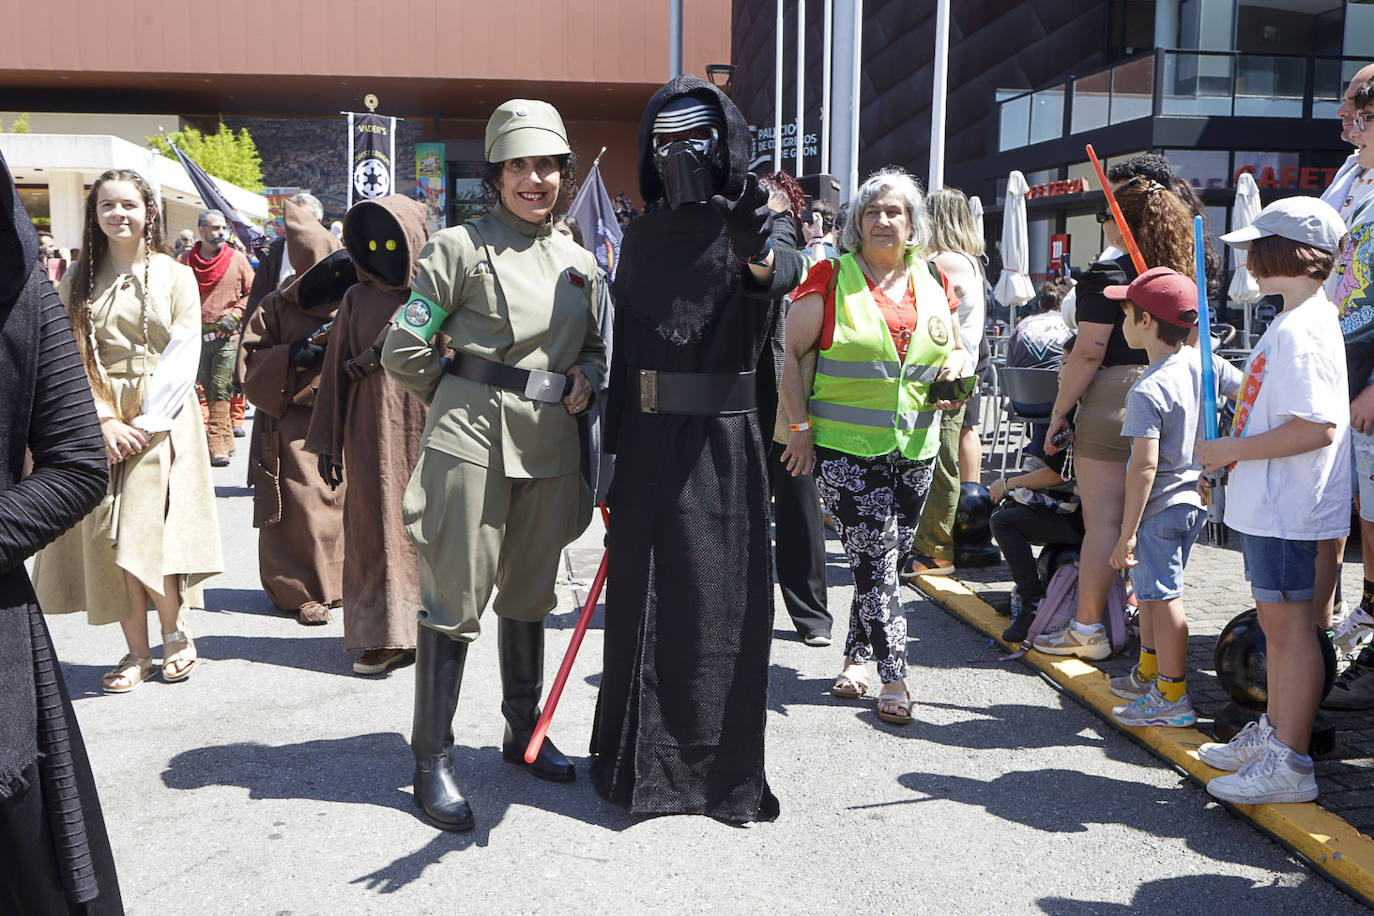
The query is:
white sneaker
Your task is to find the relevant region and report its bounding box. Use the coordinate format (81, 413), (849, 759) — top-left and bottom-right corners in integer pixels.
(1206, 734), (1318, 805)
(1331, 605), (1374, 660)
(1031, 622), (1111, 661)
(1198, 714), (1272, 772)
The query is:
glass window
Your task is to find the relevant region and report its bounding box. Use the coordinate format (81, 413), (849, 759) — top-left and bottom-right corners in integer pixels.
(1179, 0), (1235, 51)
(1233, 55), (1305, 116)
(1233, 151), (1301, 191)
(1162, 51), (1234, 116)
(1236, 0), (1342, 55)
(1029, 87), (1065, 145)
(1072, 71), (1111, 134)
(1065, 212), (1104, 267)
(1164, 149), (1231, 190)
(999, 91), (1030, 152)
(1110, 55), (1156, 123)
(1349, 2), (1374, 57)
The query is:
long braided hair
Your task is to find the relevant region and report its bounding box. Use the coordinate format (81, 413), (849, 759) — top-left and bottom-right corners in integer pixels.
(66, 169), (165, 417)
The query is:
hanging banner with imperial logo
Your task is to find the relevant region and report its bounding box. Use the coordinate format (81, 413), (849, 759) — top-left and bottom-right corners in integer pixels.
(346, 112), (397, 207)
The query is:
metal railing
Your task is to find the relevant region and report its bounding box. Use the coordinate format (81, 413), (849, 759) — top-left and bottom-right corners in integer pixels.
(997, 50), (1367, 152)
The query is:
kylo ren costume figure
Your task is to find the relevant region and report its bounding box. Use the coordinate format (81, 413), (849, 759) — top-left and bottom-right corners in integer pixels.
(0, 151), (123, 912)
(590, 75), (803, 822)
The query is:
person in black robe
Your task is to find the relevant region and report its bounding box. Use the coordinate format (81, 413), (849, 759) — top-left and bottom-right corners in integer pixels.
(590, 75), (803, 823)
(0, 151), (123, 913)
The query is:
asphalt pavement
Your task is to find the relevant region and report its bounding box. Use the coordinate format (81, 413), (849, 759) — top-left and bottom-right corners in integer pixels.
(39, 440), (1367, 915)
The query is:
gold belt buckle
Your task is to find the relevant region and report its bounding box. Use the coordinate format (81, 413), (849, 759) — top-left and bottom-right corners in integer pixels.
(639, 369), (658, 413)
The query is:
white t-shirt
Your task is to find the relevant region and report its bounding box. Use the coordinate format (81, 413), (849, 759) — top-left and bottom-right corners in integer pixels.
(1224, 294), (1351, 540)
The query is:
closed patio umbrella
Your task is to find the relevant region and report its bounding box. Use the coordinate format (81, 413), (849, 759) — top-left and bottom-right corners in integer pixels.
(993, 171), (1036, 330)
(968, 194), (985, 241)
(1228, 172), (1264, 345)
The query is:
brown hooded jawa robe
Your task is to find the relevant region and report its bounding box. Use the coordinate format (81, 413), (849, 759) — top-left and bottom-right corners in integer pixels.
(304, 195), (429, 652)
(0, 150), (123, 913)
(241, 201), (355, 616)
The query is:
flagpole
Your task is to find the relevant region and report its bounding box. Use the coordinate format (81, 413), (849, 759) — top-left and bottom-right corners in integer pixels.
(774, 0), (784, 173)
(569, 149), (608, 212)
(795, 0), (806, 178)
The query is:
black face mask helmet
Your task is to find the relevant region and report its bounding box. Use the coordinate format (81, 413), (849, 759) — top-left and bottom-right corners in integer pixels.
(651, 96), (726, 209)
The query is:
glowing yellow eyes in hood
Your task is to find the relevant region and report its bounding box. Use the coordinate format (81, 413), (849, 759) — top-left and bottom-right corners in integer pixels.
(366, 239), (400, 251)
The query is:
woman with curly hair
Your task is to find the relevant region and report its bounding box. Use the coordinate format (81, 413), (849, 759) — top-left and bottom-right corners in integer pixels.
(34, 168), (223, 692)
(1035, 175), (1195, 659)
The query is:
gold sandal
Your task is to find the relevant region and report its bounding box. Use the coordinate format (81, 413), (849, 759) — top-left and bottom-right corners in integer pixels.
(162, 626), (197, 683)
(103, 653), (155, 694)
(831, 659), (872, 699)
(877, 682), (914, 726)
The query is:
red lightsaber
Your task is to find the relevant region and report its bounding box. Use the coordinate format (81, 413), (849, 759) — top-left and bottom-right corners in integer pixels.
(1085, 144), (1148, 276)
(525, 503), (610, 763)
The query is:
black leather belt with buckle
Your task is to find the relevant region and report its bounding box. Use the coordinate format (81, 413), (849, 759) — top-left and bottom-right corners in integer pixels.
(634, 369), (756, 415)
(447, 352), (571, 404)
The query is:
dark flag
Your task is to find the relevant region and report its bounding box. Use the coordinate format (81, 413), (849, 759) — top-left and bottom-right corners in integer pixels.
(347, 112), (397, 207)
(170, 143), (268, 252)
(566, 160), (623, 279)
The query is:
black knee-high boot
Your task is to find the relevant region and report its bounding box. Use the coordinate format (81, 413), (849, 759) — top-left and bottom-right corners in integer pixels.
(411, 626), (475, 831)
(498, 617), (575, 783)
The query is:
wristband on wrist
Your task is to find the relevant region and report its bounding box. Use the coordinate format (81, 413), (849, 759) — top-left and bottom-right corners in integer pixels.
(789, 421), (811, 432)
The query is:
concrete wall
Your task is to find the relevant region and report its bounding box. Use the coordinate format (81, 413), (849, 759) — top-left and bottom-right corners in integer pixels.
(0, 112), (182, 147)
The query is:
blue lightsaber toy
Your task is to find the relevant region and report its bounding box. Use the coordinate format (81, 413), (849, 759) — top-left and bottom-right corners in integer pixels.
(1195, 216), (1218, 440)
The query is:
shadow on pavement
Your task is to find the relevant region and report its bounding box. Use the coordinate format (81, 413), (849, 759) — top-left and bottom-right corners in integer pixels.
(888, 767), (1293, 870)
(1037, 873), (1352, 914)
(191, 633), (355, 678)
(161, 732), (635, 892)
(202, 587), (284, 618)
(214, 485), (254, 499)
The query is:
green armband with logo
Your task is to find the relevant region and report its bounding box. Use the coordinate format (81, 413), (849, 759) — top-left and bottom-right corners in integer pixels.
(392, 291), (448, 343)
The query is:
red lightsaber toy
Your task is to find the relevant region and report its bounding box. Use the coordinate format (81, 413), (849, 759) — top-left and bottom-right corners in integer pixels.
(525, 503), (610, 764)
(1085, 143), (1148, 275)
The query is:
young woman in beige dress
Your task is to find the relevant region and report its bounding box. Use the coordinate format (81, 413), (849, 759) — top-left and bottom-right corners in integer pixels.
(34, 169), (223, 692)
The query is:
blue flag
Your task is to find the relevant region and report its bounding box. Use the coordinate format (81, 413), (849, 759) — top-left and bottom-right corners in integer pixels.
(169, 144), (267, 253)
(566, 162), (622, 279)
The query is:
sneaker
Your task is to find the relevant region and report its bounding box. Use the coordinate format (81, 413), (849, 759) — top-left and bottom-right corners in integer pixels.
(1320, 658), (1374, 710)
(1109, 666), (1156, 700)
(1032, 622), (1111, 661)
(1331, 605), (1374, 660)
(1112, 685), (1196, 728)
(901, 552), (955, 579)
(803, 633), (832, 648)
(1198, 714), (1273, 771)
(1206, 735), (1318, 805)
(1001, 601), (1039, 644)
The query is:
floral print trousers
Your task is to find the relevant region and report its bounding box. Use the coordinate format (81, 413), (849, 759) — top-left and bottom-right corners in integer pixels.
(814, 446), (935, 684)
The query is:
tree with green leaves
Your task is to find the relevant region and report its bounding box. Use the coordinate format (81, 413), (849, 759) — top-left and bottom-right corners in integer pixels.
(147, 123), (264, 192)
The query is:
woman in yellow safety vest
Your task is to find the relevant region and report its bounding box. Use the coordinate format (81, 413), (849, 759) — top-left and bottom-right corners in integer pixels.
(779, 167), (973, 726)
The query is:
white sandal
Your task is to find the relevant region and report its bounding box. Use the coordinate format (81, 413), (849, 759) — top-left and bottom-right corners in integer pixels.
(162, 626), (197, 683)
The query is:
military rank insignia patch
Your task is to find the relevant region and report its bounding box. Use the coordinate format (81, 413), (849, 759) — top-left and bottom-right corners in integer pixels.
(404, 297), (433, 328)
(566, 269), (586, 289)
(928, 316), (950, 347)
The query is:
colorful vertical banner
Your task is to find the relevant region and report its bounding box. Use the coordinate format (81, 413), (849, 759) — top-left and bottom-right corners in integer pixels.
(415, 142), (447, 234)
(262, 187), (300, 240)
(346, 112), (397, 207)
(566, 161), (623, 278)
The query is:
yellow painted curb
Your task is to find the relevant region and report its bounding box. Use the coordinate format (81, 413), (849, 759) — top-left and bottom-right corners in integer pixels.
(915, 573), (1374, 907)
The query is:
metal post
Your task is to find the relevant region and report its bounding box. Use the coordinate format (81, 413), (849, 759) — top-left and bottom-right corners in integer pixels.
(849, 0), (862, 196)
(669, 0), (683, 78)
(821, 0), (833, 175)
(774, 0), (784, 172)
(928, 0), (949, 191)
(795, 0), (806, 177)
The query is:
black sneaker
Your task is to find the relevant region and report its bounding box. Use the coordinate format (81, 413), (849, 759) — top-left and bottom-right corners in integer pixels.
(1002, 601), (1039, 644)
(1321, 659), (1374, 710)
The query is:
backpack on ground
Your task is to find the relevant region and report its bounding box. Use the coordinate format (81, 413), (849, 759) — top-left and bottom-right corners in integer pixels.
(1006, 563), (1132, 659)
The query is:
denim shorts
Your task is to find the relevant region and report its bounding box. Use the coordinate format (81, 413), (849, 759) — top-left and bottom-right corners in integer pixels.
(1130, 503), (1206, 602)
(1240, 533), (1318, 604)
(1353, 428), (1374, 523)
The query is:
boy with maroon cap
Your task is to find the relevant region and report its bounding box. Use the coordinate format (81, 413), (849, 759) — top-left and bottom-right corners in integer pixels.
(1102, 267), (1209, 727)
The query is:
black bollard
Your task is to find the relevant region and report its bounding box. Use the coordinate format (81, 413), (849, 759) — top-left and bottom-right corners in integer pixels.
(953, 482), (1001, 568)
(1212, 607), (1338, 757)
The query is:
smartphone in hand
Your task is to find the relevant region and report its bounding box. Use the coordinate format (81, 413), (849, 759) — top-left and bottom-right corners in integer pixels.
(929, 375), (977, 404)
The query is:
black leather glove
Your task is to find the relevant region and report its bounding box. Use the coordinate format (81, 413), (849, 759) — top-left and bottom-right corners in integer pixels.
(216, 314), (240, 337)
(316, 453), (343, 490)
(710, 172), (773, 262)
(290, 338), (325, 368)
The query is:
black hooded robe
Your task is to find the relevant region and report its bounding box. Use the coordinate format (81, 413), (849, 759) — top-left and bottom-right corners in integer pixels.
(0, 153), (123, 912)
(589, 76), (803, 823)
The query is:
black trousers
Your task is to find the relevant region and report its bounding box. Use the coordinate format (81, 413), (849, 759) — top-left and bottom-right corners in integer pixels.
(989, 502), (1083, 604)
(767, 440), (831, 639)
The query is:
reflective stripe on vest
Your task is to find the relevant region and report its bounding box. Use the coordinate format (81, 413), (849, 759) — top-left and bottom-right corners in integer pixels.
(808, 252), (955, 461)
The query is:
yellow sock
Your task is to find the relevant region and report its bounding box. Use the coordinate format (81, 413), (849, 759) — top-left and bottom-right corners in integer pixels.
(1158, 675), (1187, 703)
(1135, 647), (1158, 681)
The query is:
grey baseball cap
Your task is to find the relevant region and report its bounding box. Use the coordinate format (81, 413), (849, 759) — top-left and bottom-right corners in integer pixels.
(1219, 195), (1347, 253)
(484, 99), (570, 163)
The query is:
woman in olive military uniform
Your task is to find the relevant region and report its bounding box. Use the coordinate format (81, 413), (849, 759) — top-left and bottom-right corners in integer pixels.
(381, 100), (605, 832)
